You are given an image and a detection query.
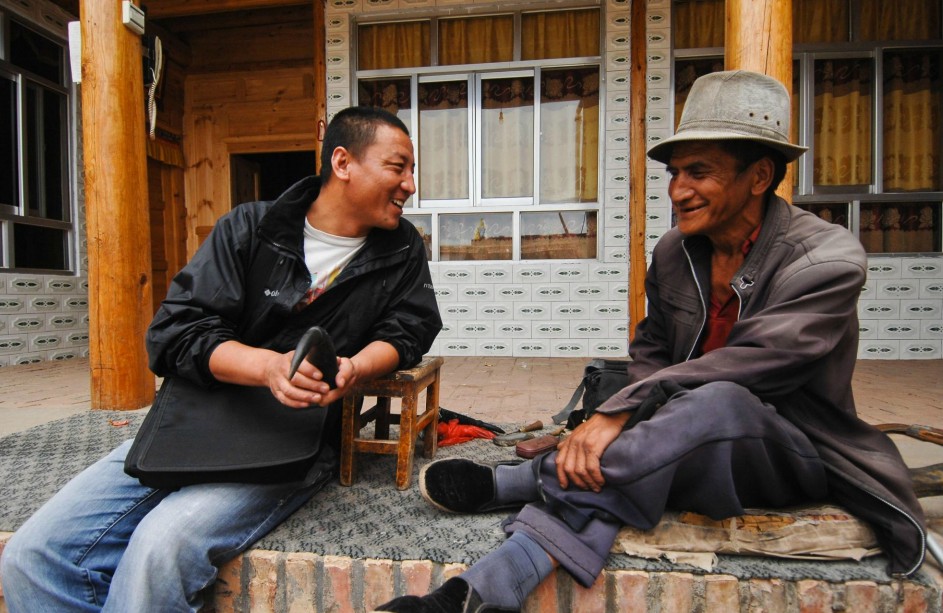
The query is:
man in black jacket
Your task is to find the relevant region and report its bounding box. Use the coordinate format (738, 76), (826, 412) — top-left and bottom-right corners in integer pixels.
(1, 107), (441, 612)
(376, 71), (927, 613)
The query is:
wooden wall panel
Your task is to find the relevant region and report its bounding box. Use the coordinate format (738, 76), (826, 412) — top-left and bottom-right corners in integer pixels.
(184, 68), (318, 257)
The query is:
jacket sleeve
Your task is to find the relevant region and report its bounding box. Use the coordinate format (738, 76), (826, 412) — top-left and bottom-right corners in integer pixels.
(597, 240), (866, 415)
(365, 229), (442, 369)
(146, 208), (255, 386)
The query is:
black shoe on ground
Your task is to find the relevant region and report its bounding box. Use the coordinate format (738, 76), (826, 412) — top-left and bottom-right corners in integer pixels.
(371, 577), (518, 613)
(419, 458), (524, 514)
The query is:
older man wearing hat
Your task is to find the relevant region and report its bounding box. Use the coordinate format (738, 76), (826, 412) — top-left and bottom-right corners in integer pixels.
(376, 71), (928, 613)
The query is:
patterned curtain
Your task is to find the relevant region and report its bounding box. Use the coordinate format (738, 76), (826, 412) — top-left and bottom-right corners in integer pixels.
(883, 50), (942, 192)
(813, 59), (872, 186)
(481, 77), (534, 199)
(418, 81), (469, 201)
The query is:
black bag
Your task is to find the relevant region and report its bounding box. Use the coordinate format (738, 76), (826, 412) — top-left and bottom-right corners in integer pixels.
(124, 376), (330, 489)
(552, 359), (631, 429)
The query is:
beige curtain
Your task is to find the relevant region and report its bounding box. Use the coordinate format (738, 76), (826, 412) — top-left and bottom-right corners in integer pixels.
(813, 59), (872, 186)
(418, 81), (469, 201)
(358, 22), (429, 70)
(521, 9), (600, 60)
(793, 0), (849, 43)
(540, 68), (599, 203)
(438, 16), (513, 65)
(674, 0), (724, 49)
(860, 0), (941, 41)
(481, 77), (534, 199)
(884, 51), (941, 192)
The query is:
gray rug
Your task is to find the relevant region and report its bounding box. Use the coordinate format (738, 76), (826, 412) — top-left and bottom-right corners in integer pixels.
(0, 411), (935, 586)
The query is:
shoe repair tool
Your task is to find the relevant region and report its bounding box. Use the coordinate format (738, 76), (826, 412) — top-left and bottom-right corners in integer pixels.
(515, 425), (567, 458)
(492, 420), (545, 446)
(288, 326), (339, 388)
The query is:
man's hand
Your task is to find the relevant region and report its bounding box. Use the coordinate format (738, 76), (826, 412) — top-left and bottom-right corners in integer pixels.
(273, 352), (358, 409)
(555, 411), (631, 492)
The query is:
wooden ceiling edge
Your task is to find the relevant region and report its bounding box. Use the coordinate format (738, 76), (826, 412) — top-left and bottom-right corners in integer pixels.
(143, 0), (311, 20)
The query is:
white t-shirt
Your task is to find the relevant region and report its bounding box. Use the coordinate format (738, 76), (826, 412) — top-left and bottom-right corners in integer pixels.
(298, 219), (366, 308)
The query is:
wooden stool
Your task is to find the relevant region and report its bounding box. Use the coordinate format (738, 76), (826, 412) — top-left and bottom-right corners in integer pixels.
(340, 356), (444, 490)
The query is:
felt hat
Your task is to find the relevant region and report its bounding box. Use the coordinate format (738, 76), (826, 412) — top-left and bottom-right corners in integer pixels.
(648, 70), (808, 164)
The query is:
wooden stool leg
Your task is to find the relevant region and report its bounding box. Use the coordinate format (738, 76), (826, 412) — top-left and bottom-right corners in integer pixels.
(422, 372), (441, 459)
(339, 395), (360, 486)
(395, 392), (418, 490)
(375, 397), (391, 439)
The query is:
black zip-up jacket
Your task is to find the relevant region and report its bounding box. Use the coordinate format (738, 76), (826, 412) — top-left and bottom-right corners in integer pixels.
(597, 195), (927, 576)
(147, 176), (442, 389)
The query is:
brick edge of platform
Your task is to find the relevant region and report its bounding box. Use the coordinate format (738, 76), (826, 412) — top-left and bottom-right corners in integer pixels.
(1, 533), (941, 612)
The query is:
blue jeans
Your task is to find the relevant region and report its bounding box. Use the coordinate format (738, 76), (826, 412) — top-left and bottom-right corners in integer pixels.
(1, 439), (324, 612)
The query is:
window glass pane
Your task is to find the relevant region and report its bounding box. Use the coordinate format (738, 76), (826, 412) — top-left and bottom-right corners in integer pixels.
(793, 0), (849, 43)
(13, 223), (67, 270)
(438, 16), (513, 65)
(404, 214), (432, 260)
(860, 0), (941, 41)
(481, 76), (534, 199)
(358, 22), (430, 70)
(795, 202), (850, 228)
(859, 202), (940, 253)
(25, 84), (66, 220)
(418, 80), (468, 201)
(521, 211), (597, 259)
(674, 58), (723, 128)
(674, 0), (724, 49)
(521, 9), (600, 60)
(1, 76), (17, 210)
(813, 58), (873, 187)
(540, 67), (599, 203)
(883, 49), (942, 192)
(10, 21), (62, 84)
(439, 213), (512, 260)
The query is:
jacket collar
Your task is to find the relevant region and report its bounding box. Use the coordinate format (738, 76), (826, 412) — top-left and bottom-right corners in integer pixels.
(681, 195), (791, 304)
(257, 174), (414, 271)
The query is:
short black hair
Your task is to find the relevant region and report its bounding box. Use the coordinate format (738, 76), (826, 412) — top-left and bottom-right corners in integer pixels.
(319, 106), (410, 184)
(716, 140), (787, 196)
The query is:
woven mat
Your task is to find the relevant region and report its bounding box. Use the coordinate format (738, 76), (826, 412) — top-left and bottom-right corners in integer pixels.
(0, 411), (932, 585)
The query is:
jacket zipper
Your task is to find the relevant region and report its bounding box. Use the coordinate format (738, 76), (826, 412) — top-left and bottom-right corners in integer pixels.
(681, 242), (707, 362)
(733, 275), (754, 320)
(858, 481), (927, 577)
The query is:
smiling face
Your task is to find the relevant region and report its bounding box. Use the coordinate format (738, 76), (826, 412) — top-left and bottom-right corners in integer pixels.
(666, 142), (772, 250)
(334, 124), (416, 236)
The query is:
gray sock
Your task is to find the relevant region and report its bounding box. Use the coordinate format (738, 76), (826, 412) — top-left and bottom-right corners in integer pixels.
(461, 531), (554, 609)
(494, 461), (540, 506)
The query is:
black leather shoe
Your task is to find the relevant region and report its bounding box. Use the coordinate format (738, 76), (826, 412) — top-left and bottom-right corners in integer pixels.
(419, 458), (524, 514)
(371, 577), (517, 613)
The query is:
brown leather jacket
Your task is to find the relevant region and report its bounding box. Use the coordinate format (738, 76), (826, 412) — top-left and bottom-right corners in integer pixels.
(598, 195), (927, 576)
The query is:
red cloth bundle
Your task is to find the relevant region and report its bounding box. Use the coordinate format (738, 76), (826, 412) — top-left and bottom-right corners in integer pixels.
(437, 418), (496, 447)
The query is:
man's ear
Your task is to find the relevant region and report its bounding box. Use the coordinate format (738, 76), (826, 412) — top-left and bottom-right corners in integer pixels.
(331, 146), (353, 182)
(750, 157), (774, 196)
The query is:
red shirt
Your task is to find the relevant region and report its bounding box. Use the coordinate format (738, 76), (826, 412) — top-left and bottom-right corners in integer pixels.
(700, 224), (762, 354)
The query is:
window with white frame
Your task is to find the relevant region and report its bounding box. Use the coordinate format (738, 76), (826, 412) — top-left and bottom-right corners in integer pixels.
(672, 0), (943, 254)
(0, 11), (72, 272)
(355, 7), (602, 261)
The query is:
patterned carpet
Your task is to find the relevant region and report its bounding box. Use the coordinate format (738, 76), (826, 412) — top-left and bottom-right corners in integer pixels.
(0, 411), (933, 585)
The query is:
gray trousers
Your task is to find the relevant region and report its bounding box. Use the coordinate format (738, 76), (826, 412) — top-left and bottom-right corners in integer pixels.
(504, 382), (828, 586)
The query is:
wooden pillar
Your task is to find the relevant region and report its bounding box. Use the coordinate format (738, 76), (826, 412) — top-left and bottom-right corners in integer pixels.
(628, 0), (648, 341)
(81, 0), (155, 409)
(725, 0), (795, 200)
(313, 0), (328, 173)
